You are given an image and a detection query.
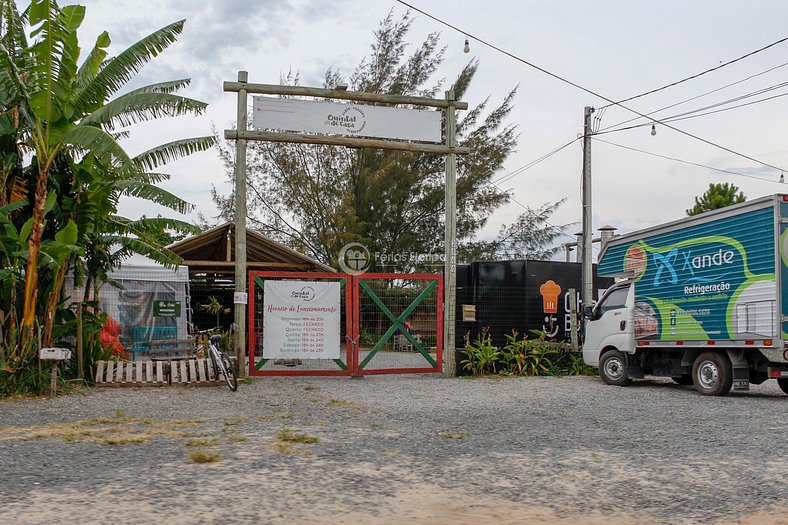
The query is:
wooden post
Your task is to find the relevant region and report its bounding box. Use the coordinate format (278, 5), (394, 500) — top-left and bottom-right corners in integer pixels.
(76, 302), (84, 380)
(444, 90), (457, 377)
(569, 288), (579, 353)
(233, 70), (249, 378)
(50, 362), (57, 397)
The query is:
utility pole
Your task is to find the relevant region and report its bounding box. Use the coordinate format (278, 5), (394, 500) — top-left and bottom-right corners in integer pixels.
(581, 106), (594, 312)
(444, 90), (458, 377)
(234, 70), (249, 377)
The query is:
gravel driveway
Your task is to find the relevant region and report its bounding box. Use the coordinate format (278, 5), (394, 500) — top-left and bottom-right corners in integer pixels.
(0, 374), (786, 524)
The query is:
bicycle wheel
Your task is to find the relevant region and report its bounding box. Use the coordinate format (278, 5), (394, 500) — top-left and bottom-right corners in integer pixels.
(208, 348), (220, 379)
(219, 352), (238, 391)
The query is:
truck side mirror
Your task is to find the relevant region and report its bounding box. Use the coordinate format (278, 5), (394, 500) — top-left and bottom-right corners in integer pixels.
(583, 305), (595, 320)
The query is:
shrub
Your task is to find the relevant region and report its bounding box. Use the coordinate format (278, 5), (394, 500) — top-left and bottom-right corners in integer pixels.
(500, 329), (559, 376)
(461, 327), (500, 377)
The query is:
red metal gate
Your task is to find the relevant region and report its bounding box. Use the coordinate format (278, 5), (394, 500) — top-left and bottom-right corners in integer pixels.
(248, 271), (442, 376)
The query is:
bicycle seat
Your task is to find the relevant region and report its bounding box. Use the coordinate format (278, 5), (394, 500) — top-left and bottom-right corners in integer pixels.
(210, 334), (222, 345)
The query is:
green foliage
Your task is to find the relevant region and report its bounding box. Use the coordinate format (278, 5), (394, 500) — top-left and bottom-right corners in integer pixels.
(0, 364), (56, 396)
(359, 326), (377, 346)
(0, 1), (212, 395)
(499, 329), (559, 376)
(461, 328), (500, 377)
(686, 183), (746, 216)
(200, 296), (230, 329)
(461, 200), (573, 261)
(421, 334), (437, 348)
(459, 328), (595, 378)
(556, 353), (597, 376)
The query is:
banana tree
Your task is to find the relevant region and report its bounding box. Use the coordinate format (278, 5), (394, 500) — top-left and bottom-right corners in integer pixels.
(0, 0), (214, 355)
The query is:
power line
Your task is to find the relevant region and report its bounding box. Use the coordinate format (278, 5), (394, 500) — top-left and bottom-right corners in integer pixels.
(491, 138), (580, 186)
(393, 0), (788, 174)
(592, 137), (782, 184)
(596, 61), (788, 133)
(597, 36), (788, 109)
(597, 89), (788, 135)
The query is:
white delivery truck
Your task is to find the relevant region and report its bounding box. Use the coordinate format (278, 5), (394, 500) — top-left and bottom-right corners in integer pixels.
(583, 195), (788, 396)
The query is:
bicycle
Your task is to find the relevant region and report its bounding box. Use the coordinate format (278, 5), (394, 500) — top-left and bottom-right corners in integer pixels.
(195, 329), (238, 391)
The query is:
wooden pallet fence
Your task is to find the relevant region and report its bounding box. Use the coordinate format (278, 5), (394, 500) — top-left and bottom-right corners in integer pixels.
(95, 358), (230, 386)
(95, 360), (167, 386)
(170, 358), (220, 384)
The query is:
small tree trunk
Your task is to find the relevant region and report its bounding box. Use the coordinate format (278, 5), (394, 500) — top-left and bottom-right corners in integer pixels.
(19, 166), (50, 357)
(42, 256), (71, 347)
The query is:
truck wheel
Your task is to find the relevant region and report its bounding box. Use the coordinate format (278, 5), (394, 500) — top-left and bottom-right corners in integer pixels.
(599, 350), (631, 386)
(692, 352), (733, 396)
(778, 378), (788, 395)
(671, 375), (693, 386)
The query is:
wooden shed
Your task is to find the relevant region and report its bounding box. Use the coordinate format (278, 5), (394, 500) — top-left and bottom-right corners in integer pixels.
(167, 222), (334, 331)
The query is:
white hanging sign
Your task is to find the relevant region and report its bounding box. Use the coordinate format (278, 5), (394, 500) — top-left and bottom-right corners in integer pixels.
(263, 280), (341, 360)
(253, 97), (442, 143)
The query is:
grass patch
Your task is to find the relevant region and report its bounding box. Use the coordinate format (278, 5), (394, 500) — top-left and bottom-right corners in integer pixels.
(304, 386), (319, 391)
(2, 414), (208, 445)
(277, 428), (319, 444)
(440, 432), (466, 439)
(189, 449), (222, 463)
(99, 435), (148, 445)
(270, 442), (314, 457)
(223, 416), (246, 426)
(371, 422), (384, 429)
(226, 435), (249, 443)
(185, 438), (220, 447)
(329, 399), (366, 409)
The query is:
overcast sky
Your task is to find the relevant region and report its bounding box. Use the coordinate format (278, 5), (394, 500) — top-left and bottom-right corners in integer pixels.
(65, 0), (788, 260)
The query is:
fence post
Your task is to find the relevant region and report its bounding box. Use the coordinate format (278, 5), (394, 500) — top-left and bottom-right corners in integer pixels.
(569, 288), (579, 353)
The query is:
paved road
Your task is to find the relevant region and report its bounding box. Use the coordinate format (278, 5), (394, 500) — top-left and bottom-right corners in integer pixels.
(0, 375), (785, 524)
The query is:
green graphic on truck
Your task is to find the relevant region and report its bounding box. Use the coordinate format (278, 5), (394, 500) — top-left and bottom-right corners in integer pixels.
(598, 207), (776, 341)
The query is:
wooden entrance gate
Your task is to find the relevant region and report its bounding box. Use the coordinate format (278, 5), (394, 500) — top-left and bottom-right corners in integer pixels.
(248, 272), (442, 376)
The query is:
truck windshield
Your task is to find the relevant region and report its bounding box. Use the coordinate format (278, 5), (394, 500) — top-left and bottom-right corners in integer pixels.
(597, 287), (629, 316)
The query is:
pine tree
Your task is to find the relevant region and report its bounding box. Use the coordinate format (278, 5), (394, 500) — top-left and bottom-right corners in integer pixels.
(213, 12), (567, 270)
(687, 183), (746, 216)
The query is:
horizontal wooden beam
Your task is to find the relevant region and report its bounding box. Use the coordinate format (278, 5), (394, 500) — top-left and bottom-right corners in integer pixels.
(223, 129), (470, 155)
(182, 260), (313, 269)
(222, 82), (468, 110)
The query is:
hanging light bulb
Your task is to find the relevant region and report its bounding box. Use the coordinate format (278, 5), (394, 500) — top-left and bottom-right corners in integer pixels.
(650, 124), (657, 136)
(781, 172), (784, 183)
(463, 37), (470, 54)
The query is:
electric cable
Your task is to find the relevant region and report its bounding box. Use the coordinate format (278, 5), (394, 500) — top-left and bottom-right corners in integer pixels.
(596, 37), (788, 109)
(393, 0), (788, 174)
(592, 137), (781, 184)
(597, 61), (788, 133)
(596, 89), (788, 136)
(492, 138), (580, 186)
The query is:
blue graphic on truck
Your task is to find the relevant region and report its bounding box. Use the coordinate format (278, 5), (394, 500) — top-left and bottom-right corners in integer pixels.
(598, 207), (776, 341)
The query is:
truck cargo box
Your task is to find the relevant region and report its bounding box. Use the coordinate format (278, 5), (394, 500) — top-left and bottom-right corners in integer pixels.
(597, 195), (783, 348)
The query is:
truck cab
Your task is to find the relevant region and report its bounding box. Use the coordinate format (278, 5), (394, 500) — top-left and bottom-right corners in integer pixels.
(582, 282), (635, 369)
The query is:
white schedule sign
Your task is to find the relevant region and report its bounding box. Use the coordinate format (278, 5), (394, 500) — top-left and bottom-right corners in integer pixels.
(263, 280), (341, 360)
(253, 97), (442, 143)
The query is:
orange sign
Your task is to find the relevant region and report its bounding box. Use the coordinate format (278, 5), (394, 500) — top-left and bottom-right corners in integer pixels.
(539, 280), (562, 314)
